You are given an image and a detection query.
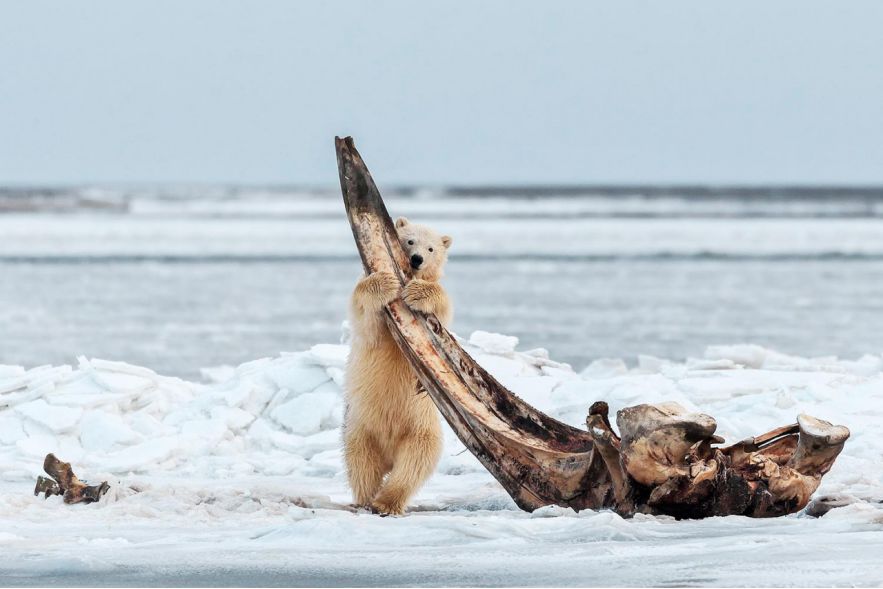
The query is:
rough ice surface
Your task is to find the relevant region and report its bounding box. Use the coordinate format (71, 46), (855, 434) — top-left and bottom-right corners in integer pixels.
(1, 331), (882, 586)
(468, 330), (520, 355)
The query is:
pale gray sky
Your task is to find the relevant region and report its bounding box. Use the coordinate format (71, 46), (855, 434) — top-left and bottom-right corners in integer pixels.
(1, 1), (881, 185)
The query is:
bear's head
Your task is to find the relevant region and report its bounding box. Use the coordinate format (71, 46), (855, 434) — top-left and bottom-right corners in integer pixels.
(395, 217), (452, 282)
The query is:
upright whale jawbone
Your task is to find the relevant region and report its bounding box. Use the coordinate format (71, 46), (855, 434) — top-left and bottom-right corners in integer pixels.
(334, 136), (849, 518)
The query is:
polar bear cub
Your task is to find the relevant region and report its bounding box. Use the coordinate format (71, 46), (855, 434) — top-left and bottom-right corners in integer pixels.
(343, 217), (453, 515)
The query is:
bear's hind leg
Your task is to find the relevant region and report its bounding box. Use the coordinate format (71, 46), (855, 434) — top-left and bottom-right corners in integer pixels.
(370, 431), (441, 515)
(344, 430), (389, 507)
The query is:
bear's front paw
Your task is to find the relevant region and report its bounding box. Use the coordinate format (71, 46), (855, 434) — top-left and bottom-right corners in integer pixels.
(360, 271), (401, 306)
(401, 280), (438, 314)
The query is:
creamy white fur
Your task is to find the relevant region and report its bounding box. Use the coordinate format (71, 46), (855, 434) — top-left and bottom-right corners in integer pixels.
(342, 217), (453, 515)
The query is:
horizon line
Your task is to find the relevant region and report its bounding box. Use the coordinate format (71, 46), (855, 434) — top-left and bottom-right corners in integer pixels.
(2, 182), (883, 194)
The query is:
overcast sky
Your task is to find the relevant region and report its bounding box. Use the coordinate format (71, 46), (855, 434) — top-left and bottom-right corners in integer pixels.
(1, 1), (882, 186)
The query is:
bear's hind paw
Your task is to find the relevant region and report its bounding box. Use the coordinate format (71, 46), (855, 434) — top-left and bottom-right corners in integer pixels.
(369, 498), (407, 516)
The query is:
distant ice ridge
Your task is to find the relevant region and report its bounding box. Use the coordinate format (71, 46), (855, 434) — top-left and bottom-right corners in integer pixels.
(5, 186), (883, 261)
(4, 185), (883, 218)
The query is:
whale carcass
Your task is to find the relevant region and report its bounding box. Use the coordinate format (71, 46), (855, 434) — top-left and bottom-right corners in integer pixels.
(335, 136), (849, 518)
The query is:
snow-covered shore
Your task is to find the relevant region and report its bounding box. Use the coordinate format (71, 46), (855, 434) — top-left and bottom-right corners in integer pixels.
(1, 330), (882, 586)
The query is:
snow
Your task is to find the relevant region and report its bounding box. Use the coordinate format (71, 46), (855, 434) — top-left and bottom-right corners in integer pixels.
(78, 411), (142, 452)
(15, 400), (82, 433)
(468, 330), (520, 355)
(270, 392), (341, 435)
(1, 330), (882, 585)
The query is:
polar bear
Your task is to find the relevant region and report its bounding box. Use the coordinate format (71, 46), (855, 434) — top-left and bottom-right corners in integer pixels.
(343, 216), (453, 515)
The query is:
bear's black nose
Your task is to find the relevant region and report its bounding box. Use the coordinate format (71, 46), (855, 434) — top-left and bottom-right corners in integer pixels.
(410, 254), (423, 269)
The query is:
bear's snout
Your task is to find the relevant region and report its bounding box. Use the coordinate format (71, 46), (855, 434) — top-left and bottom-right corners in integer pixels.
(410, 254), (423, 269)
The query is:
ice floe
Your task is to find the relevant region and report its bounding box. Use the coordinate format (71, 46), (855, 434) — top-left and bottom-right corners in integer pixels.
(1, 330), (882, 584)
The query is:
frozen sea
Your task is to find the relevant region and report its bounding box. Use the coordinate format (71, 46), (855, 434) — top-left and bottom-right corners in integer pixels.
(1, 186), (883, 377)
(1, 186), (883, 587)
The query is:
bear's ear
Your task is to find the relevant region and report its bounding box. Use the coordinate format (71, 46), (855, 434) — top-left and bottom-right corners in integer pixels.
(395, 217), (410, 229)
(441, 235), (453, 249)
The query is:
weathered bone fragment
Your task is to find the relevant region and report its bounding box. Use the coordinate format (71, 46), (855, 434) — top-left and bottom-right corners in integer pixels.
(34, 475), (61, 499)
(335, 136), (850, 519)
(805, 494), (859, 517)
(789, 414), (850, 476)
(586, 402), (632, 513)
(34, 453), (109, 504)
(617, 402), (722, 486)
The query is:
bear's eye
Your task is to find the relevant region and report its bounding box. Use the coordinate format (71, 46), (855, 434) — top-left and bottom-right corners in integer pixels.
(407, 240), (414, 245)
(428, 247), (434, 252)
